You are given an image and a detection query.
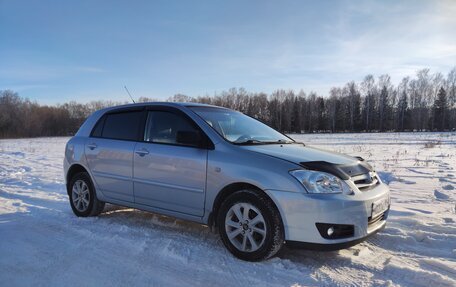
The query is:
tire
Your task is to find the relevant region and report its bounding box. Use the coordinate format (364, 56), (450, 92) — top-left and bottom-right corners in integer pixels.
(68, 172), (105, 217)
(217, 189), (284, 261)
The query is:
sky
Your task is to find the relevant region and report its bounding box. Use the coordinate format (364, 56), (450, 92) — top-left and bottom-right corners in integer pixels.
(0, 0), (455, 104)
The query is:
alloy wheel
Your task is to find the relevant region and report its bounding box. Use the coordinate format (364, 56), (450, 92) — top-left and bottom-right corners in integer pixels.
(71, 179), (90, 212)
(225, 202), (267, 252)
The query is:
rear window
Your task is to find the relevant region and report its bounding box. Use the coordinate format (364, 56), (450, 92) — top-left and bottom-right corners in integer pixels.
(100, 111), (142, 141)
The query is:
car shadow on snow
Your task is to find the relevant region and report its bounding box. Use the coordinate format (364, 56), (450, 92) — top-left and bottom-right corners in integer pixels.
(98, 204), (214, 239)
(98, 204), (356, 264)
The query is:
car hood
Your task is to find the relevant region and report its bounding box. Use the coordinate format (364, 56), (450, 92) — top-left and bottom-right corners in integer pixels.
(239, 143), (374, 179)
(240, 143), (356, 165)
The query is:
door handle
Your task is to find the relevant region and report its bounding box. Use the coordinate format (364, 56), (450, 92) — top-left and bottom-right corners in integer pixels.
(135, 148), (149, 157)
(87, 143), (97, 150)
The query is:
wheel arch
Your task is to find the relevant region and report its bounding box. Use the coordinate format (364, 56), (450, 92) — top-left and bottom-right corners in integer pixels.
(209, 182), (285, 232)
(66, 164), (90, 195)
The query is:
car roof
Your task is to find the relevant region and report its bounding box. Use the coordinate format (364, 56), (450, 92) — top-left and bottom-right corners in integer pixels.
(99, 102), (227, 113)
(76, 102), (229, 137)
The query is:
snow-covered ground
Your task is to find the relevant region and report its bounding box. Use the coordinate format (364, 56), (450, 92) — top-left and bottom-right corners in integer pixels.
(0, 133), (455, 287)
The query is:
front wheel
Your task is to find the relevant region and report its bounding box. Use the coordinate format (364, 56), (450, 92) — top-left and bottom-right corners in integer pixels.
(217, 190), (284, 261)
(68, 172), (105, 217)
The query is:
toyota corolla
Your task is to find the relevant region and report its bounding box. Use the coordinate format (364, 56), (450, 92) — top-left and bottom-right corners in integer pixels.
(64, 102), (390, 261)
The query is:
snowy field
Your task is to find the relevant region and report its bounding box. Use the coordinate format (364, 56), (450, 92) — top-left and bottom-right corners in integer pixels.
(0, 133), (455, 287)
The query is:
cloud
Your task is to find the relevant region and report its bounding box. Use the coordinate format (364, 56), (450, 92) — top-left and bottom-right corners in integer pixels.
(73, 66), (106, 73)
(4, 84), (50, 92)
(1, 0), (454, 102)
(0, 64), (106, 82)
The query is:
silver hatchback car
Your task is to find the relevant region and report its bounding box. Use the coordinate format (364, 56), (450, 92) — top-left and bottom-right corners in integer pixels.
(64, 102), (390, 261)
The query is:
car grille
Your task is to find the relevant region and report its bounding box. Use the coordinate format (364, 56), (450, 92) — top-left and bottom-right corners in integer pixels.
(368, 210), (387, 227)
(351, 172), (379, 191)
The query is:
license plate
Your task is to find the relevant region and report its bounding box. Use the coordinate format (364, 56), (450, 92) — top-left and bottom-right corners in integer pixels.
(372, 196), (390, 218)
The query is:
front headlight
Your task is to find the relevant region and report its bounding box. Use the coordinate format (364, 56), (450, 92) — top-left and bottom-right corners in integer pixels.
(289, 170), (352, 194)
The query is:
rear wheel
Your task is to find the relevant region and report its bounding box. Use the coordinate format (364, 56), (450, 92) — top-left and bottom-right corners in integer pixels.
(68, 172), (105, 217)
(217, 189), (284, 261)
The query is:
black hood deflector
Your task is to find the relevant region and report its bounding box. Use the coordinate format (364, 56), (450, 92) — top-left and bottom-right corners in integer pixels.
(300, 160), (374, 180)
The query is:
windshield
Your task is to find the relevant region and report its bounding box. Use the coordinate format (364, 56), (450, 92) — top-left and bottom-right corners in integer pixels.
(190, 107), (294, 145)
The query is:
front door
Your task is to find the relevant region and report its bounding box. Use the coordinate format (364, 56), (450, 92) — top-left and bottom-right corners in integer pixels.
(133, 110), (208, 216)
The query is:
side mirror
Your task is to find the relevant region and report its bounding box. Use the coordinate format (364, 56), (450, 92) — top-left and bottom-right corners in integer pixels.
(176, 130), (204, 147)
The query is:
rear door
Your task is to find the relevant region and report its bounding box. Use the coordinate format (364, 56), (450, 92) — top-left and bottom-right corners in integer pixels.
(133, 108), (208, 216)
(85, 109), (144, 203)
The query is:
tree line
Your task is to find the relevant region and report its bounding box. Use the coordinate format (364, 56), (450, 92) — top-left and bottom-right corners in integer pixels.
(1, 68), (455, 139)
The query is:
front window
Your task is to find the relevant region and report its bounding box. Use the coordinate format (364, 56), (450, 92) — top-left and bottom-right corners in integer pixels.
(190, 107), (293, 145)
(144, 111), (201, 147)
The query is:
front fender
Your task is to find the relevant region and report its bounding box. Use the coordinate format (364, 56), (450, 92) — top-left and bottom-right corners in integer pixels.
(203, 143), (304, 221)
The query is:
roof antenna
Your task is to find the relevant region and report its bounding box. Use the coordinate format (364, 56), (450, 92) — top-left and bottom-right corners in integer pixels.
(124, 85), (136, 103)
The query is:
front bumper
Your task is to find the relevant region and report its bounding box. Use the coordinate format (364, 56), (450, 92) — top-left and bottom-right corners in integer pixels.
(287, 222), (386, 251)
(265, 182), (390, 248)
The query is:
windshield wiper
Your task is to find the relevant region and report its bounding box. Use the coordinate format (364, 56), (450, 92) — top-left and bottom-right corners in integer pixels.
(234, 139), (294, 145)
(260, 139), (294, 145)
(233, 139), (266, 145)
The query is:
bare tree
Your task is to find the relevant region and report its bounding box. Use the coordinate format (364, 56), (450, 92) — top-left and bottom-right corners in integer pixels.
(397, 77), (410, 131)
(361, 75), (376, 131)
(328, 88), (341, 132)
(2, 67), (456, 139)
(446, 68), (456, 130)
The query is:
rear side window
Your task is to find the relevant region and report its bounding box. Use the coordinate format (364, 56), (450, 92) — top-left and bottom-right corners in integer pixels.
(100, 111), (143, 141)
(144, 111), (199, 146)
(91, 116), (105, 137)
